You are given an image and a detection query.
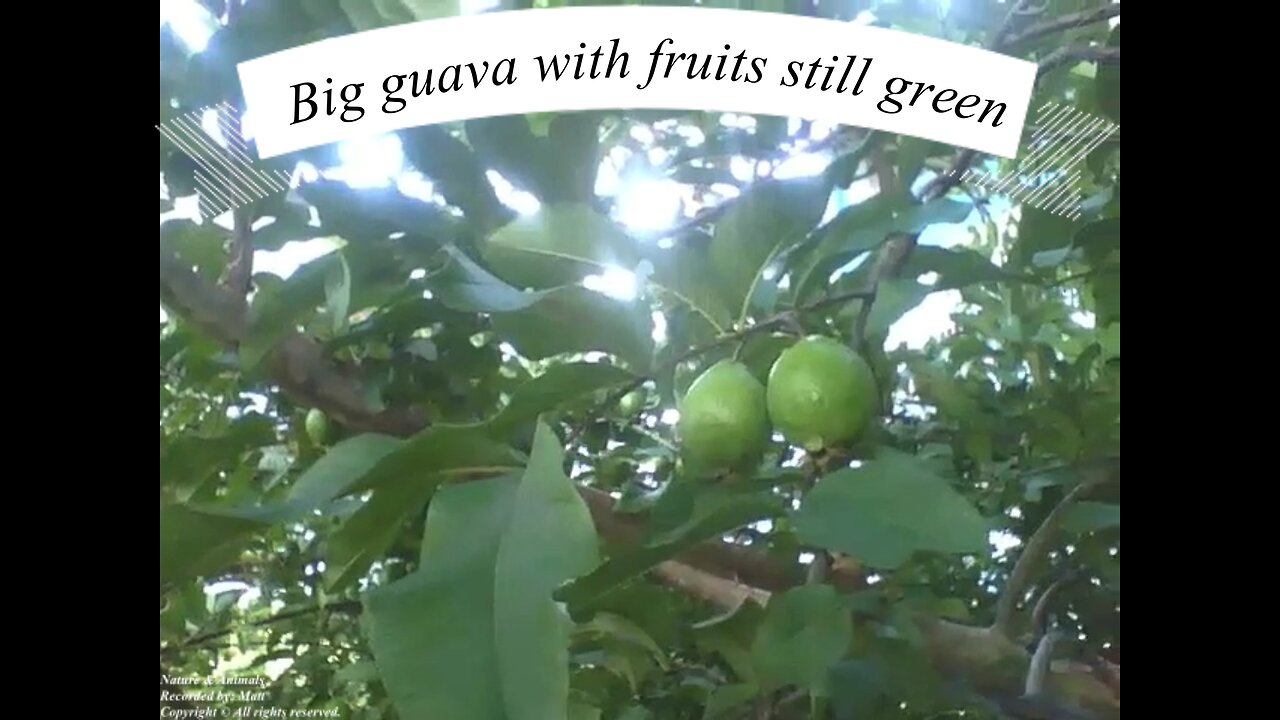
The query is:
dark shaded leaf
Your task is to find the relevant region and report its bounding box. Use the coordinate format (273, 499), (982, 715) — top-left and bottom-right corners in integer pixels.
(752, 584), (852, 694)
(1095, 25), (1120, 123)
(159, 503), (273, 588)
(432, 244), (553, 313)
(491, 286), (655, 372)
(710, 174), (832, 322)
(904, 245), (1021, 290)
(478, 362), (637, 438)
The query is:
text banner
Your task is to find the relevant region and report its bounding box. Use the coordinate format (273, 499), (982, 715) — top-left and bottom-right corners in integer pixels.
(237, 7), (1038, 160)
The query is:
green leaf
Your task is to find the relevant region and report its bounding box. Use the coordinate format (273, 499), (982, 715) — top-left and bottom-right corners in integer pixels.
(324, 251), (352, 335)
(904, 245), (1020, 290)
(862, 279), (933, 339)
(709, 174), (832, 323)
(160, 220), (227, 281)
(478, 362), (637, 439)
(751, 584), (852, 694)
(568, 702), (603, 720)
(432, 244), (554, 313)
(1091, 261), (1120, 327)
(793, 448), (991, 568)
(576, 612), (670, 670)
(893, 141), (929, 189)
(1099, 322), (1120, 360)
(348, 424), (526, 497)
(1013, 207), (1078, 268)
(646, 244), (735, 333)
(363, 474), (520, 720)
(493, 420), (602, 720)
(355, 431), (589, 717)
(792, 195), (970, 302)
(1074, 217), (1121, 269)
(703, 683), (759, 719)
(693, 599), (767, 686)
(324, 474), (437, 591)
(491, 286), (655, 372)
(285, 433), (405, 511)
(401, 0), (462, 22)
(334, 660), (380, 686)
(482, 204), (638, 289)
(399, 124), (511, 232)
(1061, 501), (1120, 534)
(789, 203), (898, 302)
(159, 414), (277, 494)
(828, 637), (950, 718)
(466, 115), (550, 200)
(241, 244), (357, 371)
(159, 503), (272, 588)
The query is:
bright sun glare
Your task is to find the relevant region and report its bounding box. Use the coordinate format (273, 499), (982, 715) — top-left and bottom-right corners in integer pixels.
(161, 0), (994, 348)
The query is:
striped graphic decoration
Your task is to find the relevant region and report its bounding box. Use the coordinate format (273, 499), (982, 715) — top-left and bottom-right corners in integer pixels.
(964, 102), (1118, 221)
(157, 102), (291, 219)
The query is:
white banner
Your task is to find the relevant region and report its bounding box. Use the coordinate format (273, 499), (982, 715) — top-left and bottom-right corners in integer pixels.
(237, 7), (1037, 160)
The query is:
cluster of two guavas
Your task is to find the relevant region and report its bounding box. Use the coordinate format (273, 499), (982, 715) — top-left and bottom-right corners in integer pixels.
(676, 336), (878, 479)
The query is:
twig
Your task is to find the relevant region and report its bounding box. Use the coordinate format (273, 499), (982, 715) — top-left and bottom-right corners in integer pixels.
(1028, 571), (1077, 639)
(1002, 5), (1121, 48)
(992, 481), (1100, 638)
(162, 600), (363, 656)
(851, 232), (917, 355)
(1025, 630), (1061, 696)
(224, 207), (254, 304)
(1038, 46), (1121, 76)
(991, 1), (1039, 52)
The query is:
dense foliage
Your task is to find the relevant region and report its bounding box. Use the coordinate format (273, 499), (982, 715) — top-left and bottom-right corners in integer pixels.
(160, 2), (1120, 719)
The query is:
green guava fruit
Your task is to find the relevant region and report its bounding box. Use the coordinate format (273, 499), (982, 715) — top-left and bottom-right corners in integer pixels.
(766, 336), (877, 452)
(677, 360), (770, 477)
(305, 408), (329, 446)
(617, 388), (645, 417)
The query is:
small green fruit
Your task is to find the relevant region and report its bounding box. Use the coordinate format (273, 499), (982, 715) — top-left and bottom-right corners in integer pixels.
(677, 360), (770, 477)
(617, 389), (645, 417)
(305, 408), (330, 446)
(766, 336), (877, 452)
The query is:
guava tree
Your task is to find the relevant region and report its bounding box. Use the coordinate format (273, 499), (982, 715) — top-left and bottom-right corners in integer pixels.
(160, 1), (1120, 719)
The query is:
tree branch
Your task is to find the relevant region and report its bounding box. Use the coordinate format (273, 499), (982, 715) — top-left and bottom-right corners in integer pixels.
(224, 208), (254, 299)
(578, 485), (866, 595)
(160, 244), (425, 435)
(1025, 630), (1061, 696)
(992, 480), (1102, 638)
(651, 560), (770, 611)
